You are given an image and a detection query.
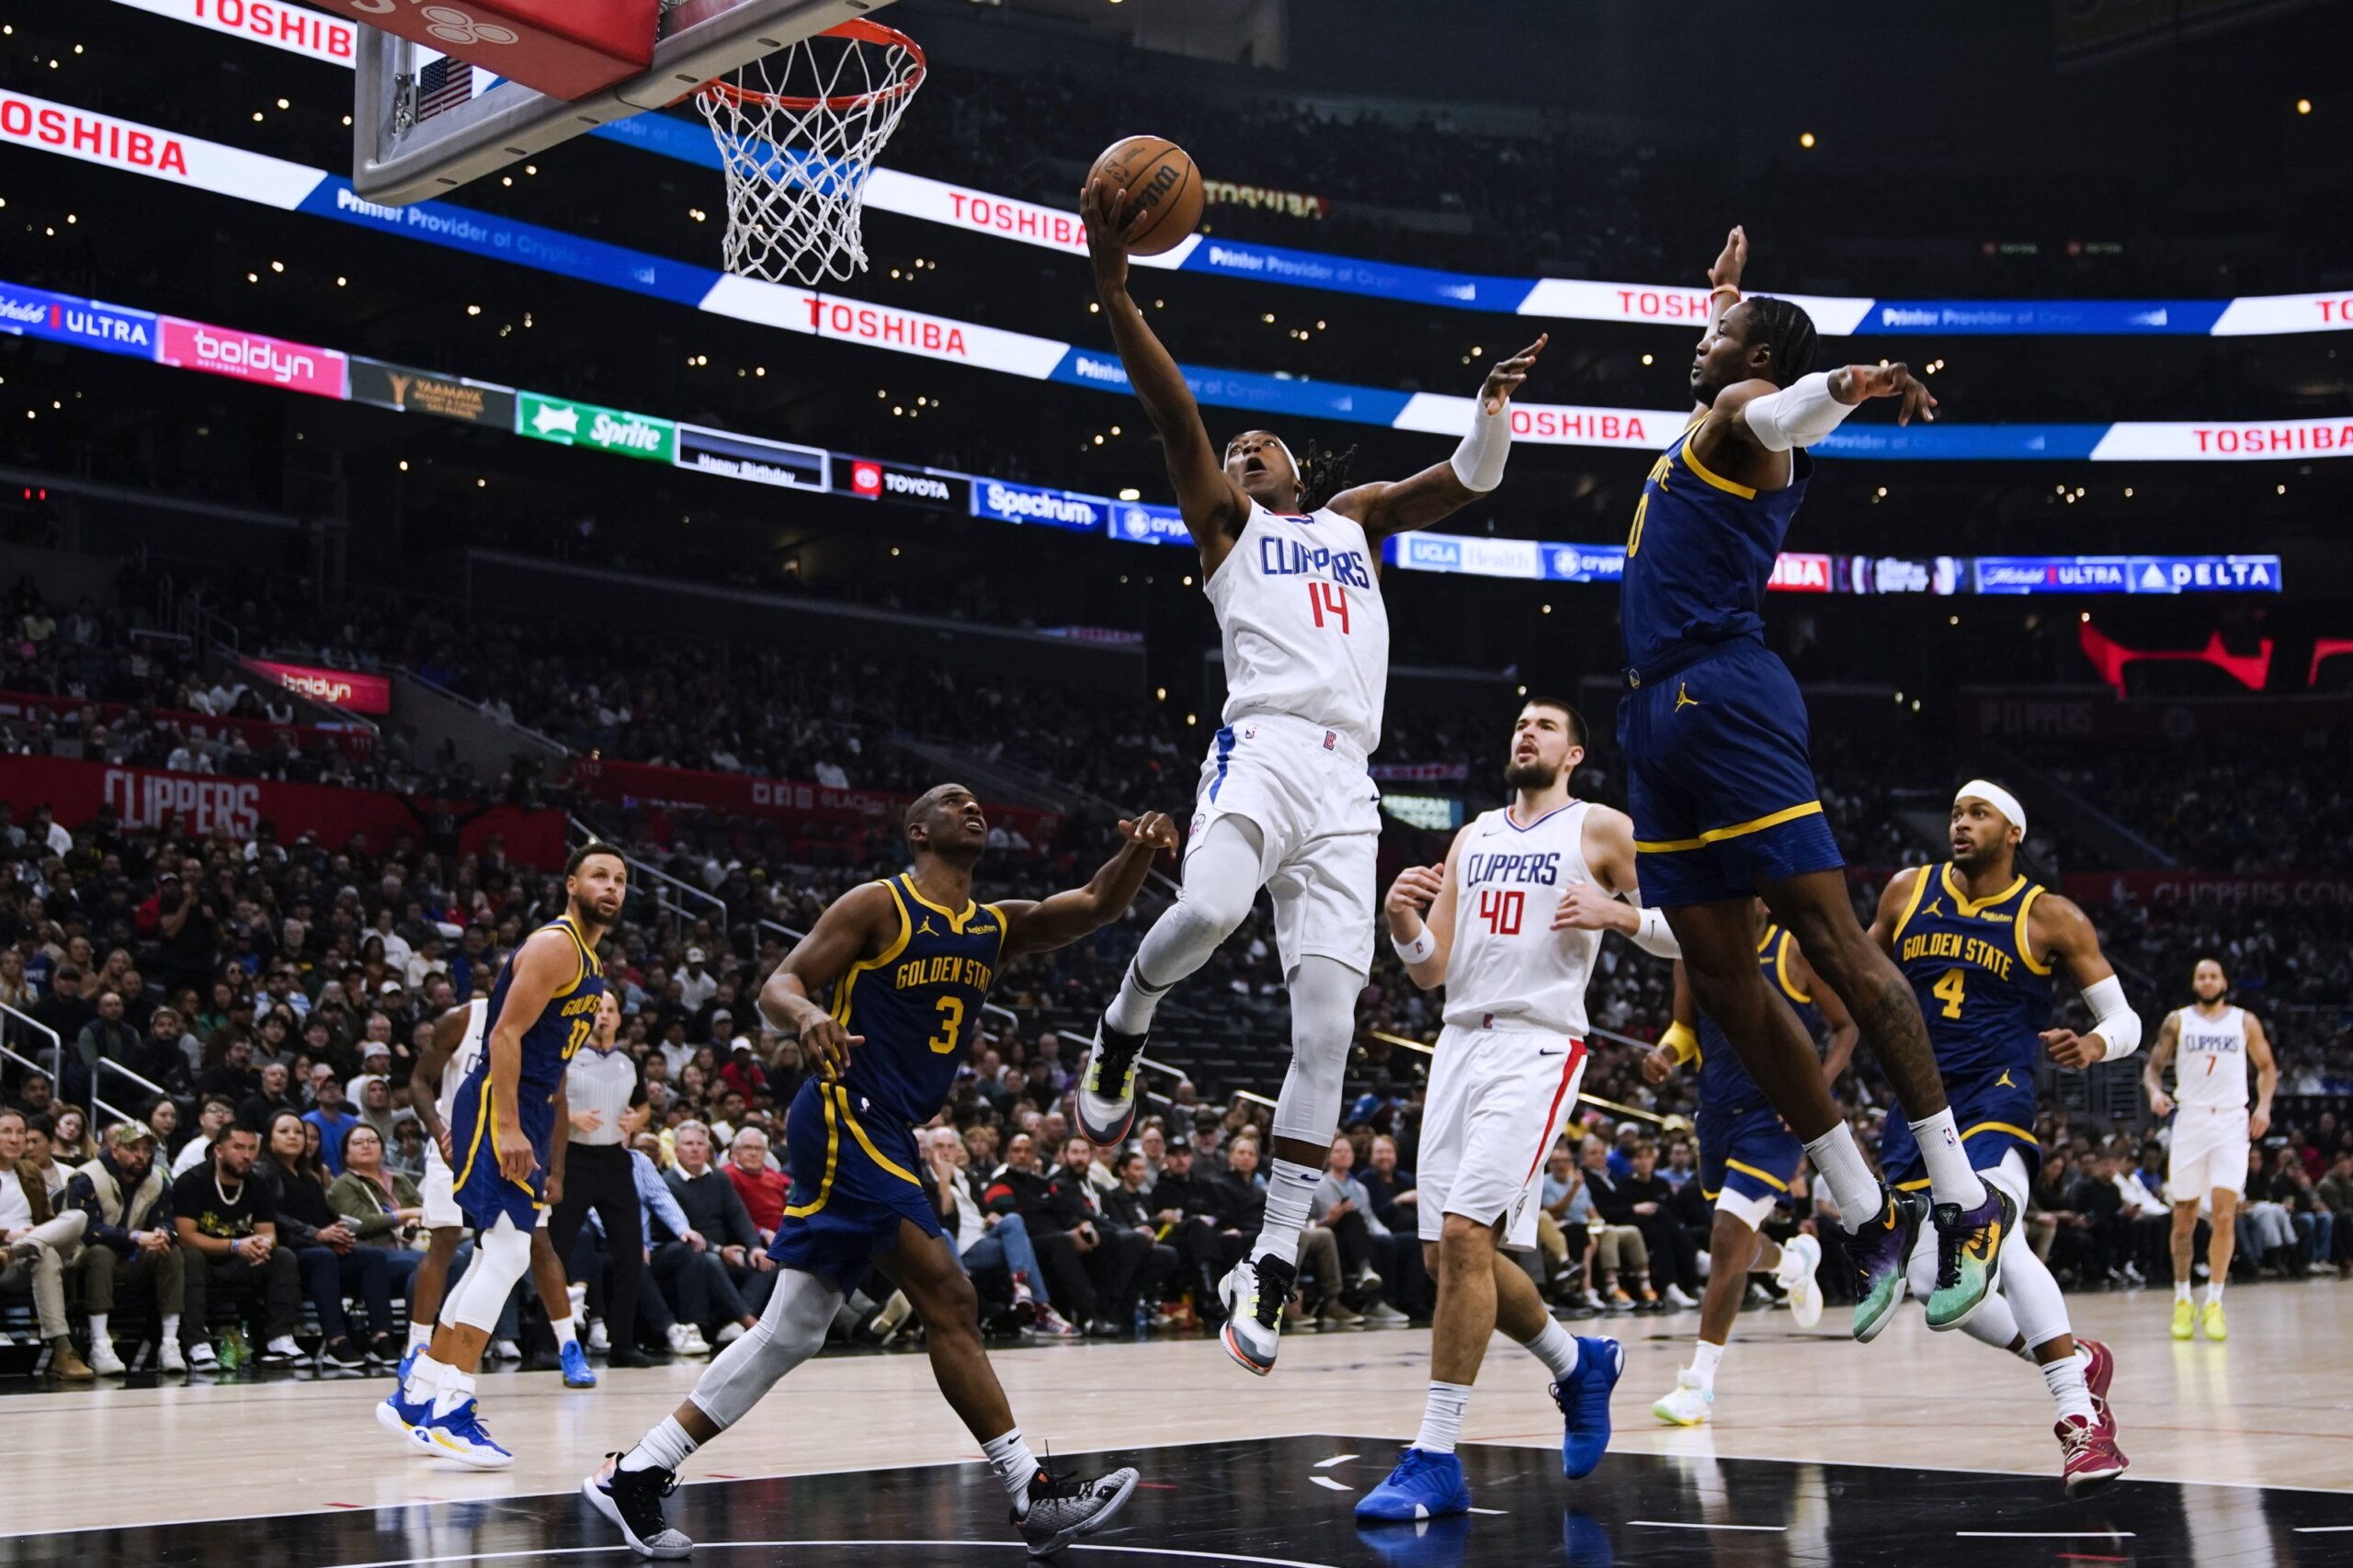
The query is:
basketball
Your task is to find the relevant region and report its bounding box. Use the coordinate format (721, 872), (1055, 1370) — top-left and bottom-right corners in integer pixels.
(1088, 134), (1204, 256)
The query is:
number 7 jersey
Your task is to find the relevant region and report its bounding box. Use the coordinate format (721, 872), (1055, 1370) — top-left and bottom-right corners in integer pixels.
(834, 874), (1006, 1126)
(1206, 501), (1390, 754)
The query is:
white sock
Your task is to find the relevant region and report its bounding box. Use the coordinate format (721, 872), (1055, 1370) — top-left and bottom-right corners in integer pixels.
(160, 1312), (180, 1344)
(87, 1312), (109, 1344)
(2041, 1350), (2096, 1424)
(1413, 1381), (1472, 1455)
(1802, 1122), (1883, 1233)
(429, 1369), (476, 1418)
(405, 1352), (455, 1404)
(2205, 1279), (2225, 1307)
(1105, 962), (1174, 1037)
(1688, 1338), (1725, 1393)
(551, 1313), (578, 1348)
(983, 1428), (1040, 1511)
(1523, 1319), (1581, 1383)
(621, 1415), (699, 1474)
(407, 1320), (436, 1352)
(1251, 1160), (1319, 1268)
(1907, 1108), (1989, 1210)
(2174, 1279), (2191, 1304)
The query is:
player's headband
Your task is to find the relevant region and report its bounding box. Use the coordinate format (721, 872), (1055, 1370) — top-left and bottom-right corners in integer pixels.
(1955, 778), (2027, 835)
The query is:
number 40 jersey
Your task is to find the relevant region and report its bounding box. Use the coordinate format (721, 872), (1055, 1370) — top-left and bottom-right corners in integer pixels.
(1443, 801), (1604, 1037)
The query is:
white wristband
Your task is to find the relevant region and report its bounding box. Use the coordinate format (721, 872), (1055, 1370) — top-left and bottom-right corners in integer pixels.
(1391, 926), (1437, 966)
(1449, 400), (1511, 493)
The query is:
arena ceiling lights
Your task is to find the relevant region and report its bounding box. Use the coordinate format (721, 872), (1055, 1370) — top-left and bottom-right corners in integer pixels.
(6, 86), (2352, 463)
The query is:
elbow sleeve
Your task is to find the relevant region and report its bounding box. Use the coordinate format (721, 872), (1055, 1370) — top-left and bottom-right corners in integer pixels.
(1631, 906), (1681, 959)
(1740, 371), (1853, 452)
(2083, 976), (2143, 1062)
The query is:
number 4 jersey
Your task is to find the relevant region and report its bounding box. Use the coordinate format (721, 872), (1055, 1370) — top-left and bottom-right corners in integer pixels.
(833, 874), (1006, 1126)
(1443, 801), (1605, 1037)
(1207, 501), (1390, 755)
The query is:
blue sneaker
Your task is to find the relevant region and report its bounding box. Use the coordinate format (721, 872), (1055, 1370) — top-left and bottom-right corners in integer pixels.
(408, 1396), (516, 1469)
(394, 1346), (420, 1387)
(1355, 1448), (1472, 1523)
(376, 1384), (434, 1448)
(561, 1340), (598, 1389)
(1551, 1335), (1623, 1479)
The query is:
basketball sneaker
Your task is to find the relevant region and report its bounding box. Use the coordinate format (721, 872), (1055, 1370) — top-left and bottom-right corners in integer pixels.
(1218, 1254), (1297, 1376)
(1651, 1369), (1712, 1426)
(2200, 1300), (2227, 1342)
(408, 1396), (516, 1468)
(1777, 1233), (1825, 1329)
(376, 1385), (434, 1447)
(395, 1345), (421, 1387)
(2056, 1413), (2129, 1496)
(2078, 1337), (2115, 1407)
(2170, 1298), (2195, 1341)
(561, 1340), (598, 1388)
(1015, 1465), (1139, 1557)
(1552, 1335), (1623, 1478)
(1841, 1187), (1928, 1342)
(1926, 1185), (2016, 1331)
(583, 1455), (694, 1559)
(1355, 1448), (1472, 1523)
(1076, 1015), (1148, 1146)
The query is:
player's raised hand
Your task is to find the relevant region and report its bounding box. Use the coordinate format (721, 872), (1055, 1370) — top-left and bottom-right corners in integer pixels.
(1479, 335), (1548, 415)
(2040, 1027), (2102, 1070)
(1118, 812), (1180, 853)
(801, 1016), (864, 1082)
(1080, 176), (1150, 293)
(1843, 361), (1938, 426)
(1384, 864), (1445, 923)
(1708, 224), (1748, 291)
(1552, 882), (1622, 933)
(1641, 1046), (1677, 1085)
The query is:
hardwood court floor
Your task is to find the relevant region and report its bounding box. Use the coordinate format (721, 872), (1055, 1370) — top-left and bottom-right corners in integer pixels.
(3, 1277), (2347, 1540)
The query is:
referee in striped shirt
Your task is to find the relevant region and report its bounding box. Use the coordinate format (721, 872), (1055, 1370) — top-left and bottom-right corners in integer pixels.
(551, 993), (649, 1365)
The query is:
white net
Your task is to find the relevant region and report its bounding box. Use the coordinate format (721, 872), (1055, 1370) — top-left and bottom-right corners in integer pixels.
(694, 20), (926, 286)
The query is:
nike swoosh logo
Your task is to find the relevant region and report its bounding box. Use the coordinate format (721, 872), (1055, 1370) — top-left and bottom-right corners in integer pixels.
(1538, 1047), (1569, 1057)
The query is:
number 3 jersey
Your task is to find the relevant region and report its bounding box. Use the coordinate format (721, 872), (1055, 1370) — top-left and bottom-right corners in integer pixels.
(834, 874), (1006, 1126)
(1890, 863), (2053, 1084)
(1206, 501), (1390, 755)
(1443, 801), (1604, 1037)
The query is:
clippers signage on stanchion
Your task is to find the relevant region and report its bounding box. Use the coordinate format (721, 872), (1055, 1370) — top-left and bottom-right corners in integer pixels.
(296, 0), (658, 98)
(675, 425), (828, 492)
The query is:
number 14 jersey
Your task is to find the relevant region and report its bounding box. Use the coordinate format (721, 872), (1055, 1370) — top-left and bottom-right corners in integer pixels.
(1206, 501), (1390, 755)
(1444, 801), (1603, 1037)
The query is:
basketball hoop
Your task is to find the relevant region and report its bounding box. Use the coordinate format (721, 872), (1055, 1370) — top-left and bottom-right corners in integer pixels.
(694, 18), (926, 286)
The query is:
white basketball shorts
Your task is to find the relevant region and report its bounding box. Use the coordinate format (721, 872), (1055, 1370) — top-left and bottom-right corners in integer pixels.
(1416, 1023), (1589, 1250)
(1191, 711), (1381, 976)
(2168, 1105), (2251, 1201)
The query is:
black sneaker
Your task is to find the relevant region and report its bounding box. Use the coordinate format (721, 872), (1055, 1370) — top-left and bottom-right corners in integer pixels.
(582, 1455), (694, 1560)
(1015, 1465), (1140, 1558)
(324, 1335), (369, 1368)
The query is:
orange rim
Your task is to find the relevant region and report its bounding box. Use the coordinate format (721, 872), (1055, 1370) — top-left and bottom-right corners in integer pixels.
(699, 18), (926, 112)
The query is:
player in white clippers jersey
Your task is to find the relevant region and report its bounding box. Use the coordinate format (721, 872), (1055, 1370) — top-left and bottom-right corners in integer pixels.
(405, 996), (591, 1390)
(1357, 699), (1683, 1523)
(2145, 957), (2277, 1343)
(1075, 176), (1548, 1379)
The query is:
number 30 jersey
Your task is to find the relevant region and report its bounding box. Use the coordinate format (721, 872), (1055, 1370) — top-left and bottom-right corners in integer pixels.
(1443, 801), (1603, 1037)
(1891, 863), (2053, 1083)
(834, 875), (1006, 1126)
(1206, 501), (1390, 755)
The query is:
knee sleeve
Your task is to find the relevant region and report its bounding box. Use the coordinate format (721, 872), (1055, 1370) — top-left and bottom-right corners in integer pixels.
(1271, 953), (1361, 1146)
(443, 1216), (533, 1333)
(688, 1268), (844, 1431)
(1998, 1239), (2072, 1352)
(1131, 816), (1266, 990)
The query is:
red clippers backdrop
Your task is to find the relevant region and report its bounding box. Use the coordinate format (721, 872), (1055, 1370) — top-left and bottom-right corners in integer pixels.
(309, 0), (660, 100)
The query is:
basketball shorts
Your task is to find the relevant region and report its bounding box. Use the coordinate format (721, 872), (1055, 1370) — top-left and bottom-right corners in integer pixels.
(1417, 1023), (1588, 1250)
(1617, 638), (1844, 908)
(449, 1078), (554, 1233)
(770, 1078), (941, 1296)
(1191, 710), (1381, 976)
(1879, 1069), (2039, 1193)
(2167, 1105), (2251, 1201)
(1695, 1101), (1802, 1231)
(423, 1141), (548, 1233)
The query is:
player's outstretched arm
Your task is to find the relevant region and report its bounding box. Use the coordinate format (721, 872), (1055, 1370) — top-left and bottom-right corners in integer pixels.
(2030, 894), (2141, 1070)
(759, 882), (896, 1080)
(1000, 813), (1180, 959)
(486, 929), (575, 1183)
(1082, 178), (1247, 561)
(1327, 336), (1545, 543)
(2246, 1013), (2278, 1137)
(1385, 825), (1467, 990)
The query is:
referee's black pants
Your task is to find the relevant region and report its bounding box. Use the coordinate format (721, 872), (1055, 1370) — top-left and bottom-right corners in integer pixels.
(550, 1143), (642, 1345)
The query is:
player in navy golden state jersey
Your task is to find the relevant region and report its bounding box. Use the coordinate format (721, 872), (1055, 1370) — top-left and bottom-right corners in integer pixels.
(1612, 222), (2011, 1344)
(585, 785), (1176, 1561)
(1868, 779), (2143, 1496)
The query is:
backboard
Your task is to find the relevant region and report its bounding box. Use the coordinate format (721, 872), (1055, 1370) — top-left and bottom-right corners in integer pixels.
(353, 0), (898, 206)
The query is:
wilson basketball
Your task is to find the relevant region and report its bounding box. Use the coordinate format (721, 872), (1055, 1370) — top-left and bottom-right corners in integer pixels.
(1089, 135), (1204, 256)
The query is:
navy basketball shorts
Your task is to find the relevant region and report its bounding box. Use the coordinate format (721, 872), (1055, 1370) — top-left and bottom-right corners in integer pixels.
(1618, 639), (1844, 908)
(1879, 1070), (2039, 1192)
(769, 1078), (941, 1296)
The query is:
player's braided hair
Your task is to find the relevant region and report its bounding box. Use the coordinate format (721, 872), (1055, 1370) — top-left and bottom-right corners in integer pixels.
(1295, 438), (1358, 513)
(1746, 296), (1819, 388)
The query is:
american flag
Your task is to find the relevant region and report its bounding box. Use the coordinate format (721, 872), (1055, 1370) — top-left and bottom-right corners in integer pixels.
(415, 55), (475, 122)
